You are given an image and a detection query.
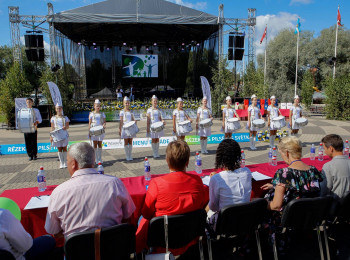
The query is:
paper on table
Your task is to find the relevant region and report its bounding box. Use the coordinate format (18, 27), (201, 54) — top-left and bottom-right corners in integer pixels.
(201, 176), (210, 186)
(24, 195), (50, 210)
(251, 171), (272, 181)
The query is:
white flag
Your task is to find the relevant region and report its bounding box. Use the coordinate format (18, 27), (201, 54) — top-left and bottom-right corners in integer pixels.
(200, 76), (212, 110)
(47, 82), (62, 107)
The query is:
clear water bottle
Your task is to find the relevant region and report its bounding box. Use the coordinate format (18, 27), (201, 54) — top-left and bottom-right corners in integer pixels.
(97, 162), (104, 174)
(195, 152), (202, 174)
(344, 140), (349, 157)
(241, 150), (246, 168)
(268, 148), (273, 165)
(37, 166), (46, 192)
(272, 147), (278, 166)
(318, 143), (324, 161)
(144, 157), (151, 181)
(310, 144), (316, 160)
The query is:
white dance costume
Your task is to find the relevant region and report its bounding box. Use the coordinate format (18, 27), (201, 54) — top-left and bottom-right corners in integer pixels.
(267, 105), (280, 130)
(120, 110), (136, 139)
(147, 108), (164, 139)
(197, 107), (212, 137)
(223, 107), (236, 133)
(50, 116), (70, 147)
(290, 105), (302, 130)
(248, 106), (261, 132)
(89, 112), (106, 141)
(173, 109), (190, 136)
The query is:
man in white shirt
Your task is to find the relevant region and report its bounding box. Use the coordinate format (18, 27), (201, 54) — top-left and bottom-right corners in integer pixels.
(24, 98), (42, 161)
(0, 208), (55, 260)
(45, 142), (136, 238)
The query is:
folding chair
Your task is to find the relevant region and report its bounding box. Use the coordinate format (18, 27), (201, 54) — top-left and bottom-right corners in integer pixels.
(64, 224), (136, 260)
(207, 198), (268, 260)
(147, 209), (207, 260)
(273, 196), (333, 260)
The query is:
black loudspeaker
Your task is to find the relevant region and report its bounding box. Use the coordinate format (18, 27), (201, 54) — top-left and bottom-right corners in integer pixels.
(25, 49), (45, 62)
(24, 35), (44, 48)
(234, 49), (244, 61)
(234, 36), (245, 48)
(228, 48), (233, 60)
(229, 35), (234, 48)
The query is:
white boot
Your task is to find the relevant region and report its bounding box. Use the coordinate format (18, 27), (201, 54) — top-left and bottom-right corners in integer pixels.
(128, 145), (133, 161)
(204, 139), (209, 153)
(249, 136), (254, 150)
(200, 140), (205, 154)
(155, 143), (160, 158)
(151, 143), (157, 158)
(63, 152), (67, 168)
(252, 136), (257, 150)
(58, 152), (64, 169)
(94, 148), (98, 164)
(124, 145), (129, 161)
(270, 135), (275, 148)
(98, 148), (103, 163)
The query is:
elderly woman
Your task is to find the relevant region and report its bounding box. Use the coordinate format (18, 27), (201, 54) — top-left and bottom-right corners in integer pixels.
(208, 139), (252, 229)
(136, 140), (209, 255)
(261, 136), (324, 214)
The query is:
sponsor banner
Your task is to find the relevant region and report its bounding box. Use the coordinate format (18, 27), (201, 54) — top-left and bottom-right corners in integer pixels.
(47, 82), (63, 106)
(0, 133), (254, 155)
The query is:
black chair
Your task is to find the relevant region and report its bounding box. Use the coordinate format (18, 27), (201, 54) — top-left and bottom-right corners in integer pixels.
(335, 191), (350, 222)
(0, 249), (15, 260)
(273, 196), (333, 260)
(147, 209), (207, 259)
(64, 223), (136, 260)
(206, 198), (268, 260)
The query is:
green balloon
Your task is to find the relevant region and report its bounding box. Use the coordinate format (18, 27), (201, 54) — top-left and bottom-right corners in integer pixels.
(0, 197), (21, 221)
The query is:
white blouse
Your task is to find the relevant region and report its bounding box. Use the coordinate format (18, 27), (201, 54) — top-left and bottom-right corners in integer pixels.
(51, 116), (70, 130)
(89, 112), (106, 126)
(119, 110), (133, 123)
(267, 105), (279, 119)
(248, 106), (260, 120)
(173, 109), (186, 122)
(197, 107), (211, 120)
(147, 108), (162, 124)
(223, 107), (235, 119)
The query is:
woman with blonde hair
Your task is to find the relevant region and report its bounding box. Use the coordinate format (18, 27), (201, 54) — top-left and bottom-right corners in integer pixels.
(222, 96), (240, 139)
(247, 94), (263, 150)
(196, 96), (213, 153)
(267, 95), (283, 148)
(173, 97), (192, 141)
(289, 95), (303, 136)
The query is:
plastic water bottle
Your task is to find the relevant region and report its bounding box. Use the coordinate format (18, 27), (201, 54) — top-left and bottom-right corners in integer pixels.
(268, 148), (273, 165)
(195, 152), (202, 174)
(144, 157), (151, 181)
(272, 147), (277, 166)
(241, 150), (246, 168)
(97, 162), (104, 174)
(37, 166), (46, 192)
(344, 140), (349, 158)
(318, 143), (324, 161)
(310, 144), (316, 160)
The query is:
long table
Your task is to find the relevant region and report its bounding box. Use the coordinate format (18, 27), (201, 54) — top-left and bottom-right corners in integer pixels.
(0, 157), (330, 241)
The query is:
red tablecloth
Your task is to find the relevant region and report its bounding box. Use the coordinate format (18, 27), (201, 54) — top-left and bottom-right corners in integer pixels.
(279, 109), (290, 117)
(0, 157), (330, 241)
(236, 109), (290, 119)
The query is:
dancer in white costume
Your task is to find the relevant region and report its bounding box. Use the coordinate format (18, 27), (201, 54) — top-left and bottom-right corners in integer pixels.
(247, 94), (264, 150)
(196, 96), (213, 154)
(50, 104), (70, 169)
(173, 97), (192, 141)
(146, 95), (165, 158)
(267, 96), (283, 148)
(289, 95), (303, 136)
(88, 99), (106, 164)
(119, 97), (137, 161)
(222, 96), (240, 139)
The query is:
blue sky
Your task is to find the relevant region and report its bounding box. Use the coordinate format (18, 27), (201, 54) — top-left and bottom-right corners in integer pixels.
(0, 0), (348, 56)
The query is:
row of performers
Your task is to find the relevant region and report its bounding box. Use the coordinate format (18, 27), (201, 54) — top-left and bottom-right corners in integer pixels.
(23, 94), (305, 168)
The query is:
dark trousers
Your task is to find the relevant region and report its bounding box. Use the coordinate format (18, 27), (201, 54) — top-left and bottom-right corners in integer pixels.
(24, 131), (38, 158)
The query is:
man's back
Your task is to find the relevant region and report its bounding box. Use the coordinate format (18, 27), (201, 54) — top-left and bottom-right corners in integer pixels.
(322, 155), (350, 199)
(45, 168), (135, 237)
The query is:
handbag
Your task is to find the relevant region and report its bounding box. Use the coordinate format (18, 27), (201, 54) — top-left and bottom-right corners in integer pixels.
(145, 215), (175, 260)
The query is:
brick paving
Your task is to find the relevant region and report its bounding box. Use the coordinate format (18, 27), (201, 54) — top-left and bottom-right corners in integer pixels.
(1, 116), (350, 193)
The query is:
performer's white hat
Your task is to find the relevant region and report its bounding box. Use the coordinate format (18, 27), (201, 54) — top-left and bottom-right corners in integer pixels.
(177, 97), (183, 102)
(152, 95), (158, 100)
(251, 94), (257, 99)
(94, 99), (101, 104)
(294, 95), (299, 99)
(55, 103), (62, 108)
(270, 95), (276, 100)
(203, 96), (208, 100)
(226, 96), (231, 101)
(124, 96), (130, 101)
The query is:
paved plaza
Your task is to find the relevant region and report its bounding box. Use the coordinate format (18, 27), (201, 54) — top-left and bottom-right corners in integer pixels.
(0, 115), (350, 194)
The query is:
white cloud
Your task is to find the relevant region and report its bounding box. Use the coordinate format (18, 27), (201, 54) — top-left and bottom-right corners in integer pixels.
(290, 0), (313, 5)
(255, 12), (299, 55)
(167, 0), (207, 11)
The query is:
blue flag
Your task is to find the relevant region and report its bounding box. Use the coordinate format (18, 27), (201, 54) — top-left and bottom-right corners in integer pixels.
(294, 18), (301, 34)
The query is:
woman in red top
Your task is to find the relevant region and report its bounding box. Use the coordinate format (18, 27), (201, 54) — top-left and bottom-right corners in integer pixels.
(136, 140), (209, 255)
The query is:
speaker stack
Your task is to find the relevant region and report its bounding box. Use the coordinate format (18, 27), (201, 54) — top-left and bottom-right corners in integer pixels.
(228, 33), (245, 61)
(24, 34), (45, 62)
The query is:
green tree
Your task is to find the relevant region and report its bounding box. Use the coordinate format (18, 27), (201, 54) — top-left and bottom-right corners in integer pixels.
(0, 45), (14, 79)
(324, 75), (350, 120)
(242, 62), (266, 98)
(0, 63), (32, 124)
(300, 70), (314, 108)
(211, 57), (233, 116)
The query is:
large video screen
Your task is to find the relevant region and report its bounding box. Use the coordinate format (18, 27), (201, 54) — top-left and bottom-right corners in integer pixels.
(122, 54), (158, 78)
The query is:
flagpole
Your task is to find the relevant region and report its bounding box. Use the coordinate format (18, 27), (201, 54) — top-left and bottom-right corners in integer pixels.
(294, 30), (299, 97)
(333, 6), (339, 80)
(264, 25), (267, 97)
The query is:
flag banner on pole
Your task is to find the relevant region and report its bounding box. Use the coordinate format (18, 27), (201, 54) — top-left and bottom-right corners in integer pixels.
(260, 26), (267, 44)
(294, 18), (301, 34)
(200, 76), (212, 110)
(47, 82), (63, 106)
(337, 6), (343, 26)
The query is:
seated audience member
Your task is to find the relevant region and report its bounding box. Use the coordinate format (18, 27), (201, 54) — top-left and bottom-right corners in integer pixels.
(261, 136), (324, 213)
(136, 140), (209, 255)
(0, 208), (55, 260)
(45, 142), (136, 238)
(321, 134), (350, 199)
(208, 139), (252, 228)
